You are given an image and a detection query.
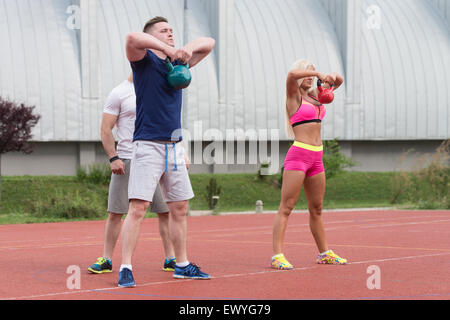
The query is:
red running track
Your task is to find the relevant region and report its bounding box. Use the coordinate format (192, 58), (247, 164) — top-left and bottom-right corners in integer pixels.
(0, 210), (449, 300)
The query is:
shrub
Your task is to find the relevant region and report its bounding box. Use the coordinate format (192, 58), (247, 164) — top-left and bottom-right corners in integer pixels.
(0, 97), (40, 212)
(323, 139), (355, 180)
(391, 140), (449, 209)
(77, 163), (111, 185)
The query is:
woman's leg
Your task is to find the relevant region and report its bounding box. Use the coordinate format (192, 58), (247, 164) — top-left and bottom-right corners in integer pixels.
(272, 170), (305, 255)
(303, 172), (328, 253)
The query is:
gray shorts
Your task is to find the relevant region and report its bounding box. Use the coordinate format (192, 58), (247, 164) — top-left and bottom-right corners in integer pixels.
(108, 159), (169, 214)
(128, 141), (195, 202)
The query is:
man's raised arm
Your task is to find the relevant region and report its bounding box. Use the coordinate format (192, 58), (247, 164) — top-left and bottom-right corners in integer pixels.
(125, 32), (177, 62)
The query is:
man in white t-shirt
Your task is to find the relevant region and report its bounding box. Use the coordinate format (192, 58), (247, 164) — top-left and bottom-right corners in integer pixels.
(88, 73), (184, 274)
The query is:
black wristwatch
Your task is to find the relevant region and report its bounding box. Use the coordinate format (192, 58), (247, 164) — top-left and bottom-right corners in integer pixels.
(109, 156), (120, 163)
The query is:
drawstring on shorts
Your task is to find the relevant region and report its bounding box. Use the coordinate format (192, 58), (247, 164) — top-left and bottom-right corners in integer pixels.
(164, 143), (178, 172)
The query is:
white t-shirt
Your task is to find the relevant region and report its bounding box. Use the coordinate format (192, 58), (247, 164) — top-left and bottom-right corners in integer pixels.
(103, 80), (136, 159)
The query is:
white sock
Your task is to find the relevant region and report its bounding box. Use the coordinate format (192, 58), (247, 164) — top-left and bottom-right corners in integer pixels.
(120, 264), (133, 272)
(176, 261), (190, 268)
(320, 250), (331, 255)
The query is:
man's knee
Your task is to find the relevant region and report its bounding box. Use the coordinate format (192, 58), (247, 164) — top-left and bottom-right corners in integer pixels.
(128, 200), (149, 220)
(168, 201), (188, 217)
(108, 212), (124, 222)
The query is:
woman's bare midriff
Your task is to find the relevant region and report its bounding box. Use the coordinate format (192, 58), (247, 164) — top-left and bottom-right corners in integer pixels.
(293, 123), (322, 146)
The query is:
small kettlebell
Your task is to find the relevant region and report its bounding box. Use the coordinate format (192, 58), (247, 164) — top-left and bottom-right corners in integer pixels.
(166, 58), (192, 90)
(317, 79), (335, 104)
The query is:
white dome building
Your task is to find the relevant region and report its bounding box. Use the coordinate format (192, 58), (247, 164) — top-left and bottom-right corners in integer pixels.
(0, 0), (448, 174)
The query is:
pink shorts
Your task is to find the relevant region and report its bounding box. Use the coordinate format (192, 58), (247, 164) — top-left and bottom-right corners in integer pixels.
(284, 141), (324, 177)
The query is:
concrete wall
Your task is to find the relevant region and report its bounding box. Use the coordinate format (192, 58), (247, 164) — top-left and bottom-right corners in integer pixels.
(1, 140), (445, 176)
(339, 140), (446, 172)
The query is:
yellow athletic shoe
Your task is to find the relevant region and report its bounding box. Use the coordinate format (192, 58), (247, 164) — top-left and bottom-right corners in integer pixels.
(316, 250), (347, 265)
(271, 254), (294, 270)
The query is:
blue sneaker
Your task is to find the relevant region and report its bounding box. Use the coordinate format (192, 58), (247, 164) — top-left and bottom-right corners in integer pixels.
(173, 263), (211, 280)
(118, 268), (136, 287)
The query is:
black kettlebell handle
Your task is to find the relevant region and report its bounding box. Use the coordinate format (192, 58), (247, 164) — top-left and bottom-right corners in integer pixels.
(317, 79), (334, 88)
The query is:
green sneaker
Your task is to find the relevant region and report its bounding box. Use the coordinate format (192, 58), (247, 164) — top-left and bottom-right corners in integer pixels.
(88, 257), (112, 274)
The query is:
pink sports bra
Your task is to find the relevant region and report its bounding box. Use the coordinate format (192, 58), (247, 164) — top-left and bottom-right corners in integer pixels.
(290, 96), (326, 127)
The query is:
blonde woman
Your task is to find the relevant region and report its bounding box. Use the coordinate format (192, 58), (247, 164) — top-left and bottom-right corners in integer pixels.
(271, 60), (347, 269)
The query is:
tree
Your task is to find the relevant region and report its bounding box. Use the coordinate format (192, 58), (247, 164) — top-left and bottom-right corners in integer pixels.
(0, 97), (41, 212)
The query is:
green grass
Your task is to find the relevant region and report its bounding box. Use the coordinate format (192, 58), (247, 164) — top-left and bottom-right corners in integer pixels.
(0, 172), (397, 224)
(0, 176), (110, 224)
(191, 172), (394, 212)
